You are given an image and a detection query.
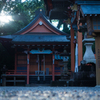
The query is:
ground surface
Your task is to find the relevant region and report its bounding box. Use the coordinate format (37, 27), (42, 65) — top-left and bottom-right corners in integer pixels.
(0, 86), (100, 100)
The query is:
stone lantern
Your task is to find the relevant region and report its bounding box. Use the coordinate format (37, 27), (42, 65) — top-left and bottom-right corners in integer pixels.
(82, 38), (96, 64)
(60, 47), (70, 80)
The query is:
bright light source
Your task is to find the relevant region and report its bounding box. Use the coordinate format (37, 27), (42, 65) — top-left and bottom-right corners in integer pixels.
(22, 0), (25, 2)
(0, 10), (13, 25)
(67, 24), (70, 30)
(60, 24), (63, 31)
(52, 21), (58, 27)
(52, 21), (63, 31)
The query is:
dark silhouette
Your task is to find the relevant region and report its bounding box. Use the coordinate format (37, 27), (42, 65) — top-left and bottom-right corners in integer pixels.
(1, 65), (8, 74)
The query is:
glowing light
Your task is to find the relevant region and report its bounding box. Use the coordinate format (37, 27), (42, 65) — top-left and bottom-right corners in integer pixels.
(22, 0), (25, 2)
(52, 21), (63, 31)
(22, 0), (41, 2)
(0, 11), (13, 25)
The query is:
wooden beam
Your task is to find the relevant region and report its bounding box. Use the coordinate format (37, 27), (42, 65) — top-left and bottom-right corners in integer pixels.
(27, 49), (30, 85)
(77, 11), (83, 66)
(71, 25), (75, 72)
(95, 35), (100, 86)
(6, 80), (25, 82)
(14, 77), (16, 86)
(43, 55), (45, 81)
(52, 48), (55, 81)
(37, 54), (40, 81)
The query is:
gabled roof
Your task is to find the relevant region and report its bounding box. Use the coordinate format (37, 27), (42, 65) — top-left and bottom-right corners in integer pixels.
(0, 9), (70, 46)
(14, 9), (69, 36)
(12, 35), (70, 43)
(76, 1), (100, 5)
(80, 5), (100, 17)
(0, 35), (70, 45)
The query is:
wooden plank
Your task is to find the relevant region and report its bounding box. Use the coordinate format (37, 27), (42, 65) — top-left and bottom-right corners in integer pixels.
(18, 61), (27, 64)
(18, 55), (27, 59)
(6, 80), (25, 82)
(29, 54), (38, 72)
(45, 54), (52, 72)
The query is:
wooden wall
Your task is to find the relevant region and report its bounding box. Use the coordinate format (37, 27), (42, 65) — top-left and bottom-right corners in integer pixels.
(29, 54), (52, 73)
(45, 54), (52, 72)
(29, 55), (38, 72)
(16, 54), (52, 73)
(17, 54), (27, 70)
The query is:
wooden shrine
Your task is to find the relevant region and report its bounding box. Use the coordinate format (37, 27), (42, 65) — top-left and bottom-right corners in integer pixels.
(0, 9), (70, 86)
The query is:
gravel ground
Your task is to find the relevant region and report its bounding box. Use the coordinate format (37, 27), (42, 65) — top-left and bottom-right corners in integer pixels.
(0, 86), (100, 100)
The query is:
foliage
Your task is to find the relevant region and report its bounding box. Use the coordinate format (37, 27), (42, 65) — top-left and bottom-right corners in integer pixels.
(0, 0), (45, 73)
(56, 19), (70, 34)
(0, 0), (45, 35)
(62, 23), (70, 34)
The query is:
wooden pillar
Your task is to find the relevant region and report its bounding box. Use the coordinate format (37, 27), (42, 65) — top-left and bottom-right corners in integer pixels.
(14, 77), (16, 86)
(52, 49), (55, 81)
(15, 48), (17, 73)
(43, 55), (45, 81)
(27, 49), (30, 85)
(71, 25), (75, 72)
(37, 54), (40, 81)
(95, 35), (100, 86)
(77, 11), (83, 66)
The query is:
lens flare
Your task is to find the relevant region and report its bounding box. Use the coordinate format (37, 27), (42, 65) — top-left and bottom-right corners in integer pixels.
(0, 11), (13, 25)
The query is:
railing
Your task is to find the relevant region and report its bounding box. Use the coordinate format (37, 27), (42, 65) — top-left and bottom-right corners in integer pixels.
(6, 70), (27, 75)
(6, 70), (71, 75)
(54, 69), (71, 75)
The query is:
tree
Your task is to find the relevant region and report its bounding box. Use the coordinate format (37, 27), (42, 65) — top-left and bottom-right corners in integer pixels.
(0, 0), (45, 35)
(0, 0), (45, 71)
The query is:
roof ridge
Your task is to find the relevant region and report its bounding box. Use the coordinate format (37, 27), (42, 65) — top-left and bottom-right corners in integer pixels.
(14, 9), (69, 36)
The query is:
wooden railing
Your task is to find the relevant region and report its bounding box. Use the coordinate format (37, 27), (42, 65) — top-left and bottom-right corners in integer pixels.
(6, 70), (27, 75)
(6, 70), (71, 75)
(55, 70), (71, 75)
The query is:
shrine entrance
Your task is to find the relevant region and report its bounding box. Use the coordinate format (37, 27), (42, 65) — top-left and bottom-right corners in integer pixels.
(29, 48), (53, 84)
(36, 54), (45, 82)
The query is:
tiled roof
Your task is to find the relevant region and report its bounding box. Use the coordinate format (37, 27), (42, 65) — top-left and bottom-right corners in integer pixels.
(76, 1), (100, 5)
(0, 35), (70, 43)
(14, 9), (69, 36)
(12, 35), (70, 43)
(80, 5), (100, 17)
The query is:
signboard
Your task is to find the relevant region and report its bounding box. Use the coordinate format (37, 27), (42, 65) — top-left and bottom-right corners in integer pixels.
(30, 49), (52, 54)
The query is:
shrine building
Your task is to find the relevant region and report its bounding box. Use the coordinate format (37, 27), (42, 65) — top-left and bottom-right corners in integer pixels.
(0, 9), (70, 86)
